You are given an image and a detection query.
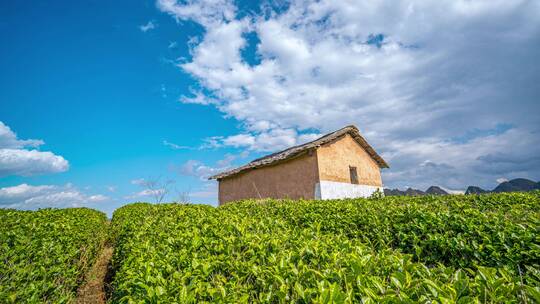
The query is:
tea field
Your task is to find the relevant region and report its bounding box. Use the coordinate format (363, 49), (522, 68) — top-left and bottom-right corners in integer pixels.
(0, 208), (108, 303)
(109, 192), (540, 303)
(0, 193), (538, 303)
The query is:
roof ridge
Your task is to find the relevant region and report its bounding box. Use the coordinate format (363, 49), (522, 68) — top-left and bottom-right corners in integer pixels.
(209, 125), (387, 180)
(248, 125), (357, 164)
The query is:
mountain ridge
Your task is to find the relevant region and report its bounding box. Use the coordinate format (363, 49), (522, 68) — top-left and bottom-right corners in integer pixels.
(385, 178), (539, 196)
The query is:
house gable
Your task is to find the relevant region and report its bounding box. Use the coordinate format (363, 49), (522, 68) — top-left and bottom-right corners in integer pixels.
(316, 133), (383, 187)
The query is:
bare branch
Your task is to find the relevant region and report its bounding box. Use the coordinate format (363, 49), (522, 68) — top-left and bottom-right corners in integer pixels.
(172, 186), (191, 204)
(138, 176), (175, 203)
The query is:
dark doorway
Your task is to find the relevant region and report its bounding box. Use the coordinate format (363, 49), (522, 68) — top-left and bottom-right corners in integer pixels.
(349, 166), (359, 184)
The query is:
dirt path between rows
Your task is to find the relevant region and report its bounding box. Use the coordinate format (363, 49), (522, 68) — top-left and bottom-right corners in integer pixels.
(76, 245), (113, 304)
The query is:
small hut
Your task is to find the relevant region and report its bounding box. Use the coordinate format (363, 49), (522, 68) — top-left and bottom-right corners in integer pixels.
(209, 125), (389, 205)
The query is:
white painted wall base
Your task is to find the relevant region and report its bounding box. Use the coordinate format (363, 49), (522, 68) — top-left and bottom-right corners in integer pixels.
(314, 180), (383, 199)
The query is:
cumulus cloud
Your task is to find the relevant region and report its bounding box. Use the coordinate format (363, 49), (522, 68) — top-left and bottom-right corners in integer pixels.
(0, 183), (109, 210)
(381, 127), (540, 189)
(0, 122), (69, 177)
(160, 0), (540, 189)
(0, 121), (43, 148)
(157, 0), (236, 26)
(0, 149), (69, 177)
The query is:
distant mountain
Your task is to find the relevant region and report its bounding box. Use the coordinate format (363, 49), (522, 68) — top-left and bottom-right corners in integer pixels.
(384, 188), (406, 196)
(425, 186), (448, 195)
(384, 178), (539, 196)
(384, 187), (426, 196)
(465, 186), (488, 195)
(465, 178), (539, 194)
(405, 188), (425, 196)
(492, 178), (540, 193)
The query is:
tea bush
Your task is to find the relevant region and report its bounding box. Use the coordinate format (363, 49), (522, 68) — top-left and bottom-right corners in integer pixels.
(224, 192), (540, 270)
(110, 192), (540, 303)
(0, 208), (108, 303)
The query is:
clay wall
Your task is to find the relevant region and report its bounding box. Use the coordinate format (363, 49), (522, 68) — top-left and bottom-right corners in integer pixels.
(316, 134), (383, 187)
(218, 152), (319, 205)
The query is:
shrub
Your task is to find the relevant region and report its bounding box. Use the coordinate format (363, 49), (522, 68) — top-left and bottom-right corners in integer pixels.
(0, 208), (108, 303)
(110, 192), (540, 303)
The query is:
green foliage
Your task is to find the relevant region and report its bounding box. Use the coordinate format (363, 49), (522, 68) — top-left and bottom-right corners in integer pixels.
(0, 208), (108, 303)
(228, 192), (540, 271)
(110, 192), (540, 303)
(368, 188), (384, 199)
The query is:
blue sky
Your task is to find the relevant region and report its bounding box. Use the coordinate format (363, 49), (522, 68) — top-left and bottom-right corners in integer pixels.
(1, 0), (539, 215)
(0, 1), (250, 213)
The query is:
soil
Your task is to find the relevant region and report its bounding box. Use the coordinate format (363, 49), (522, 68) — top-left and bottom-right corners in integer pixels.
(75, 245), (113, 304)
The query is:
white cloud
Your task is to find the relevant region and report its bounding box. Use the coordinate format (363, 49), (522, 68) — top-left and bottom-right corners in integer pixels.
(0, 149), (69, 177)
(222, 133), (256, 148)
(139, 20), (157, 32)
(128, 189), (166, 198)
(206, 129), (322, 152)
(179, 159), (221, 180)
(160, 0), (540, 189)
(180, 90), (219, 105)
(163, 140), (191, 150)
(439, 187), (465, 195)
(126, 177), (175, 202)
(496, 178), (509, 184)
(179, 152), (248, 180)
(87, 194), (109, 202)
(190, 182), (217, 198)
(0, 184), (55, 204)
(0, 121), (43, 149)
(130, 178), (146, 185)
(0, 121), (69, 177)
(381, 128), (540, 189)
(0, 183), (109, 210)
(157, 0), (236, 26)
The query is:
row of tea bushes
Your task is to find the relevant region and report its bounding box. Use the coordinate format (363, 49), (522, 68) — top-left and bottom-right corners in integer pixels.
(0, 208), (108, 303)
(109, 193), (540, 303)
(223, 192), (540, 271)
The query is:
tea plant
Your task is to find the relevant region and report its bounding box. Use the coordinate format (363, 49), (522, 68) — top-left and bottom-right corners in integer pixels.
(0, 208), (108, 303)
(110, 192), (540, 303)
(225, 192), (540, 271)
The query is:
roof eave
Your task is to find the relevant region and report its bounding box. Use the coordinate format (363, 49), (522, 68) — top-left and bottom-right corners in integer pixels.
(208, 125), (389, 180)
